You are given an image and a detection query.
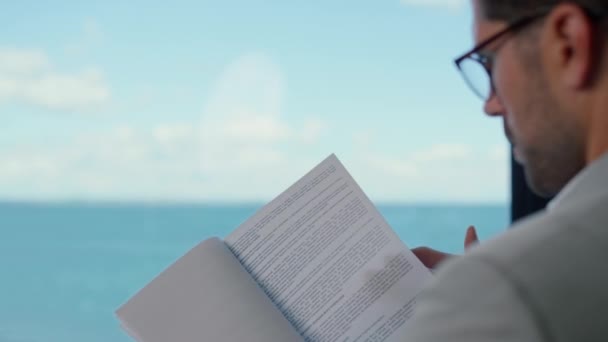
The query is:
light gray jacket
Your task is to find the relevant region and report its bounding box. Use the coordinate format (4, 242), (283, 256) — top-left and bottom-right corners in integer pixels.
(403, 153), (608, 342)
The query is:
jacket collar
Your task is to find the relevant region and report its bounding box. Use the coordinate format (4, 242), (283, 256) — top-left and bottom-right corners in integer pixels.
(548, 152), (608, 211)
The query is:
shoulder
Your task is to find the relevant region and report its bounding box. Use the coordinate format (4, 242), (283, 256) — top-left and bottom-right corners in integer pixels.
(407, 192), (608, 342)
(404, 253), (545, 342)
(468, 191), (608, 276)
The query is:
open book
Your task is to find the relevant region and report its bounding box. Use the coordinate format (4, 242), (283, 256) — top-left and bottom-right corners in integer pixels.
(116, 154), (432, 342)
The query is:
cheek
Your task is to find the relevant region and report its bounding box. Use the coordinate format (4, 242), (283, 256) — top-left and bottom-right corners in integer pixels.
(493, 54), (517, 108)
(492, 54), (530, 139)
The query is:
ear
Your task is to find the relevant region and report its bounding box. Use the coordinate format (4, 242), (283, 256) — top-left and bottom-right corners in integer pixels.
(542, 4), (595, 89)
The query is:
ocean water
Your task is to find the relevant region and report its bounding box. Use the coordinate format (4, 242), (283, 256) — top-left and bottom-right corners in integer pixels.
(0, 202), (508, 342)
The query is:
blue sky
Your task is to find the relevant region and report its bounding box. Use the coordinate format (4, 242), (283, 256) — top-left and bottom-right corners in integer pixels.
(0, 0), (510, 203)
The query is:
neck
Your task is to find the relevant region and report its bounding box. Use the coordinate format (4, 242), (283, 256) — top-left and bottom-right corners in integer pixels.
(586, 91), (608, 163)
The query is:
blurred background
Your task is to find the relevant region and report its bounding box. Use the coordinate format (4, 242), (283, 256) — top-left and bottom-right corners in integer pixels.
(1, 0), (510, 341)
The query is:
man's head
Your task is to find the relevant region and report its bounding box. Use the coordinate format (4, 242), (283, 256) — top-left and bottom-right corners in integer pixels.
(461, 0), (608, 197)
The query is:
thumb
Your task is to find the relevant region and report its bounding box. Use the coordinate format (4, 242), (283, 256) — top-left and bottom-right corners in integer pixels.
(465, 225), (479, 250)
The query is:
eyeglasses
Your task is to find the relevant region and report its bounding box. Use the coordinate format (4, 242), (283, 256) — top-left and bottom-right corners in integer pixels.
(454, 11), (549, 100)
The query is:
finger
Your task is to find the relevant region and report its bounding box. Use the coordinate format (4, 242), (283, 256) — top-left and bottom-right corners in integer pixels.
(412, 247), (451, 269)
(465, 225), (479, 249)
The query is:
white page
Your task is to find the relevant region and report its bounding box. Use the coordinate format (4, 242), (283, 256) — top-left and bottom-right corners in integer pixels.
(116, 237), (304, 342)
(226, 154), (432, 342)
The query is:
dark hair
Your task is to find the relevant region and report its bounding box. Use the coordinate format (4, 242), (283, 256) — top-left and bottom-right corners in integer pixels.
(480, 1), (608, 22)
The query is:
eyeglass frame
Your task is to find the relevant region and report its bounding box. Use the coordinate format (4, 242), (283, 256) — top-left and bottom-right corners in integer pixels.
(453, 10), (550, 100)
(454, 6), (607, 100)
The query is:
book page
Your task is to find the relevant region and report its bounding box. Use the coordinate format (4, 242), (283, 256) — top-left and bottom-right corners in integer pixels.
(226, 154), (432, 342)
(116, 237), (304, 342)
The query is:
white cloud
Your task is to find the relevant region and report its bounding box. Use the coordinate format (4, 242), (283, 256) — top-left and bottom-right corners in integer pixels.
(218, 116), (291, 142)
(350, 142), (509, 203)
(0, 124), (200, 200)
(0, 49), (508, 203)
(412, 143), (472, 162)
(400, 0), (466, 10)
(0, 47), (110, 112)
(299, 118), (328, 145)
(0, 129), (509, 203)
(203, 53), (284, 120)
(198, 53), (324, 184)
(0, 48), (49, 75)
(489, 145), (509, 162)
(0, 148), (63, 181)
(83, 18), (104, 45)
(364, 154), (420, 178)
(0, 53), (332, 202)
(66, 18), (105, 56)
(153, 123), (197, 150)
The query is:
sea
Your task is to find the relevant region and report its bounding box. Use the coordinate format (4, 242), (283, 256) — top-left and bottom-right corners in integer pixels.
(0, 202), (509, 342)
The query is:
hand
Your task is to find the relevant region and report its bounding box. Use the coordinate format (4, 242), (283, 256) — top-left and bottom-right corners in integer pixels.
(412, 226), (479, 269)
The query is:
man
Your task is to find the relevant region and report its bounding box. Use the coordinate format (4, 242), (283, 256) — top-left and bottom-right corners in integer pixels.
(404, 0), (608, 341)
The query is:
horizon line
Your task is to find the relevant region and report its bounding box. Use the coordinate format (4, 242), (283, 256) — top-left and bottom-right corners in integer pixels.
(0, 198), (509, 207)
